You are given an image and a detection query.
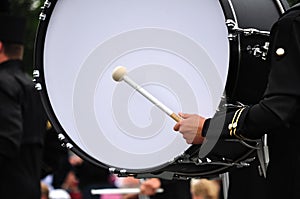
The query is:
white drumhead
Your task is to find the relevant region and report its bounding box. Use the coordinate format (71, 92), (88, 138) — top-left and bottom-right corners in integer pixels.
(43, 0), (229, 170)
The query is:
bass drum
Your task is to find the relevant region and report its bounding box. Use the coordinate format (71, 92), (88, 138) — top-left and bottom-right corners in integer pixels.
(34, 0), (288, 179)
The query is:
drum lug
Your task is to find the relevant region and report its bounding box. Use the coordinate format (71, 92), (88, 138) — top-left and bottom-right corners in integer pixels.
(33, 69), (40, 78)
(39, 0), (52, 21)
(60, 142), (73, 149)
(57, 133), (73, 149)
(246, 42), (270, 60)
(65, 143), (73, 149)
(108, 168), (130, 177)
(39, 13), (47, 21)
(33, 70), (43, 91)
(35, 83), (42, 91)
(58, 133), (65, 140)
(119, 169), (128, 176)
(108, 168), (116, 174)
(41, 0), (51, 9)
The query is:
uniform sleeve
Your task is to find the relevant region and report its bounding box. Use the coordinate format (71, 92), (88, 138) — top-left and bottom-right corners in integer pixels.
(0, 88), (23, 166)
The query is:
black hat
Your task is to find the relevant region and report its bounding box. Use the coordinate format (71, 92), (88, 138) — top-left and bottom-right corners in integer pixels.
(0, 0), (10, 13)
(0, 15), (26, 44)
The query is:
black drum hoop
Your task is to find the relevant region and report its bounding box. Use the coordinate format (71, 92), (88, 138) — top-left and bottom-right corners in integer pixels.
(34, 0), (228, 176)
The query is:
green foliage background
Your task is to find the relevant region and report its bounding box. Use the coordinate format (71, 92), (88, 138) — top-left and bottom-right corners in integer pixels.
(9, 0), (42, 73)
(7, 0), (299, 74)
(289, 0), (299, 5)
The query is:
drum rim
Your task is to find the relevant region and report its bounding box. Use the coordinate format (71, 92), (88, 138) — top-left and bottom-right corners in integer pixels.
(33, 0), (215, 175)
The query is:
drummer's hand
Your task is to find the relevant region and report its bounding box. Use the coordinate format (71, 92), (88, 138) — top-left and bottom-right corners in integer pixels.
(173, 113), (206, 144)
(140, 178), (161, 196)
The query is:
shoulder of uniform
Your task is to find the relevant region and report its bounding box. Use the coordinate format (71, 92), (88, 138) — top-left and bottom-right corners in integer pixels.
(280, 4), (300, 21)
(0, 71), (24, 99)
(274, 8), (299, 33)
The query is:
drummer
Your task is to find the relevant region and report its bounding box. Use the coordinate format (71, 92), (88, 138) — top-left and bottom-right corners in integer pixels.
(174, 2), (300, 199)
(0, 12), (47, 199)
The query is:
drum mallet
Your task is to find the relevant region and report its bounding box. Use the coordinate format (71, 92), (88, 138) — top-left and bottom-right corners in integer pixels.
(91, 187), (164, 195)
(112, 66), (181, 122)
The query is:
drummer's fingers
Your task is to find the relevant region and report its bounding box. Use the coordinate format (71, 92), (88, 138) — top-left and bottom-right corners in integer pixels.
(173, 122), (180, 131)
(182, 133), (194, 144)
(178, 112), (190, 119)
(140, 185), (156, 196)
(173, 112), (187, 131)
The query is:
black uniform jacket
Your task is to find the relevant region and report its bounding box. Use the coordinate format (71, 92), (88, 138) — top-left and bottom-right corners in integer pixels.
(204, 4), (300, 199)
(0, 60), (47, 199)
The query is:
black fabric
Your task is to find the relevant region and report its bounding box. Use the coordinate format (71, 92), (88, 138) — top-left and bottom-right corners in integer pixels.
(1, 145), (44, 198)
(0, 0), (10, 13)
(41, 127), (70, 179)
(228, 158), (268, 199)
(0, 15), (26, 44)
(74, 161), (112, 188)
(150, 179), (192, 199)
(74, 161), (115, 199)
(0, 60), (47, 199)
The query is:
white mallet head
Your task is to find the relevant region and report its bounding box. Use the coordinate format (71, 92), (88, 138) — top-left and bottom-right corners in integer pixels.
(112, 66), (127, 82)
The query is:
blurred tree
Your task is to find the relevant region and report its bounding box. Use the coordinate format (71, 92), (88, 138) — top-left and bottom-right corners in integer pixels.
(8, 0), (43, 73)
(288, 0), (299, 6)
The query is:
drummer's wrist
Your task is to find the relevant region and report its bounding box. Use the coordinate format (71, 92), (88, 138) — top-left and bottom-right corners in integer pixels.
(201, 118), (211, 137)
(192, 118), (207, 144)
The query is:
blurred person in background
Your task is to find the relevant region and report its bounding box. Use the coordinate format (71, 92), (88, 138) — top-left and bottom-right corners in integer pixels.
(190, 179), (220, 199)
(0, 8), (47, 199)
(69, 153), (116, 199)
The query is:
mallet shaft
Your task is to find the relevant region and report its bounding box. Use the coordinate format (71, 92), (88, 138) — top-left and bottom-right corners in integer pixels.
(122, 75), (181, 122)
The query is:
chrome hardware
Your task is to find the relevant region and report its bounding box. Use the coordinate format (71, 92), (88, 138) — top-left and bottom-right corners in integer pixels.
(109, 168), (116, 173)
(226, 19), (270, 38)
(247, 42), (269, 60)
(58, 133), (65, 140)
(33, 70), (40, 78)
(66, 143), (73, 149)
(39, 13), (47, 21)
(39, 0), (52, 21)
(120, 169), (127, 175)
(35, 83), (42, 91)
(41, 0), (51, 9)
